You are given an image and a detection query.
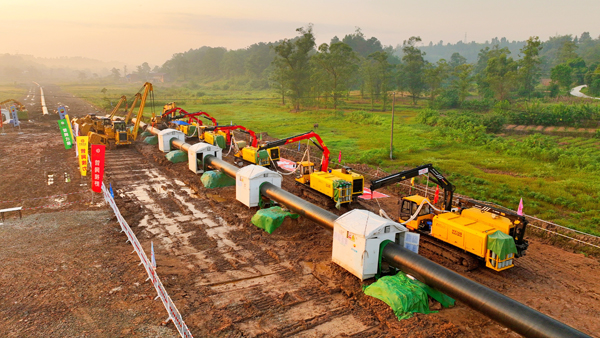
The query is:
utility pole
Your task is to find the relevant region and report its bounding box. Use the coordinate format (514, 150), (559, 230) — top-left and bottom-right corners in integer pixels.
(390, 92), (396, 160)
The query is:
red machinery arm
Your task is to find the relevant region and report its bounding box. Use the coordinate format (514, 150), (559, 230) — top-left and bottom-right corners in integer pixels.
(204, 125), (258, 147)
(163, 108), (218, 126)
(259, 131), (330, 171)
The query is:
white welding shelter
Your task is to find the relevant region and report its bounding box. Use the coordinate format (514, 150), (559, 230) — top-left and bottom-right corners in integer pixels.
(188, 143), (222, 174)
(1, 109), (10, 124)
(332, 209), (408, 280)
(236, 165), (282, 207)
(158, 129), (185, 152)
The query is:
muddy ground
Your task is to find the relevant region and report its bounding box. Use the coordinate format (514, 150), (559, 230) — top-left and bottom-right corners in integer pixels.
(0, 84), (598, 337)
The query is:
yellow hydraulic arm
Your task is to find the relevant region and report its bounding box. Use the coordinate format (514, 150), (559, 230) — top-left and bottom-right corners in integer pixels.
(132, 82), (153, 140)
(0, 99), (25, 111)
(124, 93), (141, 124)
(109, 95), (127, 120)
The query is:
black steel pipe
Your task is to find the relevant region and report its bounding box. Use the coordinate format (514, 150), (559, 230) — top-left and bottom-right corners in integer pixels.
(260, 182), (338, 228)
(382, 244), (590, 338)
(140, 122), (590, 337)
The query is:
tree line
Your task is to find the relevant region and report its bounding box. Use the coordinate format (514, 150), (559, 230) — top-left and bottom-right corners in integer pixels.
(137, 27), (600, 110)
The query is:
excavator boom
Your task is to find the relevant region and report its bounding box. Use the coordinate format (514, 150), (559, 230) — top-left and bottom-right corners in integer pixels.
(162, 107), (218, 126)
(132, 82), (153, 140)
(124, 93), (141, 124)
(203, 125), (258, 147)
(259, 131), (330, 171)
(370, 164), (455, 211)
(109, 95), (127, 119)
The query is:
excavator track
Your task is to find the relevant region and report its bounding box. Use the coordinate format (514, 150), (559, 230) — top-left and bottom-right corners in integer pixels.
(417, 234), (480, 272)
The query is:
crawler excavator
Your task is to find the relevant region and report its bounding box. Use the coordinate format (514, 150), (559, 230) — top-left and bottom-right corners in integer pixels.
(88, 82), (153, 148)
(369, 164), (529, 271)
(159, 107), (218, 136)
(249, 131), (364, 206)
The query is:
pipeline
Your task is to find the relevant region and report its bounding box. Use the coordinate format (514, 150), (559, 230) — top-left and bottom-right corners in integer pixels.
(141, 123), (590, 338)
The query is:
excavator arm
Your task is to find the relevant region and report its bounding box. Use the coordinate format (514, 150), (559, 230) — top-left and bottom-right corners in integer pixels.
(258, 131), (330, 171)
(124, 93), (141, 124)
(370, 164), (455, 211)
(109, 95), (127, 120)
(204, 125), (258, 147)
(0, 99), (26, 111)
(162, 108), (218, 126)
(131, 82), (153, 140)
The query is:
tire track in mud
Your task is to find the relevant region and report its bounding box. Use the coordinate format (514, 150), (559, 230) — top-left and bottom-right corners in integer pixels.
(103, 146), (376, 337)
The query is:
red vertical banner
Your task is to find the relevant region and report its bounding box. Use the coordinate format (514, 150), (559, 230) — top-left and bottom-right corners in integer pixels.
(91, 145), (106, 193)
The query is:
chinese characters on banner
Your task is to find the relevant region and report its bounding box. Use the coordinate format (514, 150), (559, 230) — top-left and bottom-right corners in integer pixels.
(77, 136), (89, 176)
(90, 145), (105, 193)
(57, 119), (73, 149)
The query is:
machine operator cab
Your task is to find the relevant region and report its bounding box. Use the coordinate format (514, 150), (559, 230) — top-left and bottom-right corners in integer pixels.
(295, 161), (314, 184)
(399, 195), (435, 232)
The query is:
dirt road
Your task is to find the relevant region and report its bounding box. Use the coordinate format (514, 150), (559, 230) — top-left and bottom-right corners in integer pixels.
(0, 83), (598, 337)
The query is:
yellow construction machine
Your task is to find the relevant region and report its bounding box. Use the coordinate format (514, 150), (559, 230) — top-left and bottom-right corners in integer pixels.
(248, 131), (364, 206)
(0, 99), (26, 111)
(369, 164), (529, 271)
(108, 95), (127, 120)
(88, 83), (153, 148)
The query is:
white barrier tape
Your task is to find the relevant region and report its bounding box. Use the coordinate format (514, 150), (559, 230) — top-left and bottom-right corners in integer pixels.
(100, 183), (193, 338)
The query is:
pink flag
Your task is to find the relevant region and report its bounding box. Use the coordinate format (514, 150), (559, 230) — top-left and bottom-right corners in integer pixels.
(338, 150), (342, 163)
(517, 198), (524, 216)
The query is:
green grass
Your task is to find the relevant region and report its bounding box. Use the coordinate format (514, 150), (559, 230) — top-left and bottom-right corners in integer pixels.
(59, 83), (600, 236)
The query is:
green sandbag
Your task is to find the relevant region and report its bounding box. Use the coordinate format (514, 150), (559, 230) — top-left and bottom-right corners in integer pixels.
(201, 170), (235, 188)
(144, 135), (158, 144)
(166, 150), (188, 163)
(251, 206), (299, 234)
(363, 272), (454, 320)
(140, 130), (152, 137)
(487, 230), (518, 258)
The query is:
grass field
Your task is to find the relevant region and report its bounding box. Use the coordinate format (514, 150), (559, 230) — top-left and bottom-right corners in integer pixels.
(36, 83), (600, 236)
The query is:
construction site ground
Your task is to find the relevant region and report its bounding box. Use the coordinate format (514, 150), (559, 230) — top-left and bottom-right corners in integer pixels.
(0, 84), (599, 338)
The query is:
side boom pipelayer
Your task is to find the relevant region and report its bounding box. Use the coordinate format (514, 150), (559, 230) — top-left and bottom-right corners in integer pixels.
(142, 125), (590, 338)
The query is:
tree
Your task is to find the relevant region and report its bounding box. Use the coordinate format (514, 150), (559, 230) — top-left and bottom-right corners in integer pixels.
(449, 52), (467, 69)
(341, 27), (384, 57)
(400, 36), (427, 104)
(551, 63), (573, 91)
(272, 26), (316, 111)
(475, 45), (512, 99)
(312, 42), (359, 110)
(110, 67), (121, 81)
(452, 64), (474, 104)
(517, 36), (542, 99)
(424, 59), (449, 100)
(558, 40), (578, 64)
(568, 58), (587, 84)
(485, 52), (518, 100)
(136, 62), (151, 81)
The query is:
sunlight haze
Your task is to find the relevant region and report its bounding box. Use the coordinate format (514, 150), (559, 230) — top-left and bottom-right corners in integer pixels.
(2, 0), (598, 67)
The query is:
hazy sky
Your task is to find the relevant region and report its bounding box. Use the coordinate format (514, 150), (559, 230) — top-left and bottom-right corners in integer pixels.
(2, 0), (598, 67)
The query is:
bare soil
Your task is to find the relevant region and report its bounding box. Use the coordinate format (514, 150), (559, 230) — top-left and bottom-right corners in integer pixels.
(0, 84), (598, 337)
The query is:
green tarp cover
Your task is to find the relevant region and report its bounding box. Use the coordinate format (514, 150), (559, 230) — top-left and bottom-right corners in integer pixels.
(144, 135), (158, 144)
(201, 170), (235, 189)
(166, 150), (188, 163)
(487, 230), (518, 258)
(256, 150), (269, 160)
(214, 134), (226, 149)
(364, 272), (454, 320)
(251, 206), (299, 234)
(140, 130), (153, 137)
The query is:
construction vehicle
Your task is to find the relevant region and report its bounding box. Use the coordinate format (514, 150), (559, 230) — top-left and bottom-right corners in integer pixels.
(370, 164), (529, 271)
(252, 131), (364, 206)
(159, 107), (218, 136)
(88, 83), (153, 148)
(198, 125), (258, 150)
(0, 99), (26, 111)
(107, 95), (127, 120)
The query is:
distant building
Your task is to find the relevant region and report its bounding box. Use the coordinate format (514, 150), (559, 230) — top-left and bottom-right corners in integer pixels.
(150, 72), (167, 83)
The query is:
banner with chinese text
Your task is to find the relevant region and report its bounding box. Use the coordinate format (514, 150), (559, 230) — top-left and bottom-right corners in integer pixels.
(90, 144), (105, 193)
(77, 136), (89, 176)
(58, 119), (73, 149)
